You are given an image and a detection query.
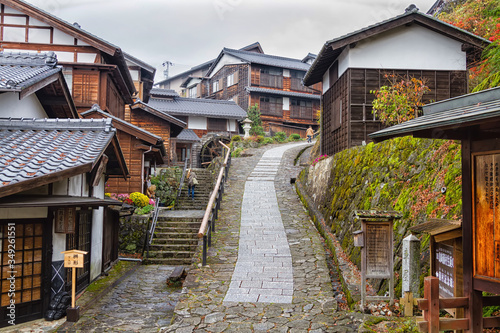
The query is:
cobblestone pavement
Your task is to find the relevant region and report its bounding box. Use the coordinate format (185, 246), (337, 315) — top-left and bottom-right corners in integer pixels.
(58, 265), (181, 332)
(164, 142), (365, 333)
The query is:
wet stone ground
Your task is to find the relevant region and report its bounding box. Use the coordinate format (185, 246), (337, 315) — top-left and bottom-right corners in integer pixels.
(58, 265), (181, 332)
(163, 143), (365, 332)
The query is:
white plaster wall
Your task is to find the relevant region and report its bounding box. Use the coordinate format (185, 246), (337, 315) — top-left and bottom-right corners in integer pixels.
(90, 174), (105, 281)
(228, 119), (237, 132)
(283, 69), (290, 78)
(68, 175), (84, 196)
(28, 28), (51, 44)
(337, 48), (350, 81)
(209, 54), (244, 79)
(188, 116), (207, 130)
(283, 97), (290, 111)
(29, 18), (49, 27)
(77, 53), (98, 63)
(4, 16), (26, 25)
(56, 52), (75, 63)
(129, 69), (140, 81)
(53, 29), (74, 45)
(338, 25), (466, 77)
(322, 70), (330, 94)
(3, 26), (25, 42)
(0, 93), (47, 118)
(52, 223), (66, 262)
(4, 6), (22, 14)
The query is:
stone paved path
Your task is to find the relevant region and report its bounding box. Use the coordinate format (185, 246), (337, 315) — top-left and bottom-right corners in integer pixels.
(164, 142), (365, 332)
(58, 265), (181, 332)
(224, 144), (310, 303)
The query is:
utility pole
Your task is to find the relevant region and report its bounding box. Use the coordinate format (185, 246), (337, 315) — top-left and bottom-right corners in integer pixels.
(162, 61), (173, 79)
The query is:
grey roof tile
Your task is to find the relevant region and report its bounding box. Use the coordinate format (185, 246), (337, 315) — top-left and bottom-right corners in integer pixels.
(150, 88), (179, 98)
(245, 87), (321, 100)
(0, 51), (61, 90)
(149, 97), (247, 119)
(176, 129), (201, 142)
(0, 118), (115, 189)
(221, 48), (311, 72)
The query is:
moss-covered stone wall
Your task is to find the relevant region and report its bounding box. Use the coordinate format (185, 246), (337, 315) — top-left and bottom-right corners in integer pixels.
(299, 136), (462, 296)
(119, 214), (150, 254)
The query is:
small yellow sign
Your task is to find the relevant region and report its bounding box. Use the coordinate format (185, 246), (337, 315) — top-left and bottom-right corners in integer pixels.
(62, 250), (87, 268)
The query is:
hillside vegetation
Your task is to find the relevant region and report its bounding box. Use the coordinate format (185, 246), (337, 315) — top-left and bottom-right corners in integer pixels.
(300, 136), (462, 295)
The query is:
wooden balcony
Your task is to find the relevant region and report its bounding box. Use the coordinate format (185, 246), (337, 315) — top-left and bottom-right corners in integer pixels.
(290, 77), (314, 93)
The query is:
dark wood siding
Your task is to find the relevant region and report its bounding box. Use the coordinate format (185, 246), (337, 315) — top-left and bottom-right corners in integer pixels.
(73, 69), (99, 110)
(322, 68), (468, 156)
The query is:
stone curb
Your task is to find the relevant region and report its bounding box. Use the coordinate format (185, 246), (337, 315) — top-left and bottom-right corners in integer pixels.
(295, 177), (362, 307)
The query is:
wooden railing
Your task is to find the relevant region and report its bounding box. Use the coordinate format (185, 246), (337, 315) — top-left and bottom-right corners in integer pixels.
(197, 141), (231, 266)
(144, 197), (161, 258)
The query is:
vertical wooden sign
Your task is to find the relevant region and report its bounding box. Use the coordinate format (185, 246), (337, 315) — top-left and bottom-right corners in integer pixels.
(474, 153), (500, 280)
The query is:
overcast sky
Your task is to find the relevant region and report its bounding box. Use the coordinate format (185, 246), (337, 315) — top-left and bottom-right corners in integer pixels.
(26, 0), (437, 81)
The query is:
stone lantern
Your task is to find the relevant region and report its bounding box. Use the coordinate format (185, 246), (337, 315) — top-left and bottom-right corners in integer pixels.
(242, 118), (252, 139)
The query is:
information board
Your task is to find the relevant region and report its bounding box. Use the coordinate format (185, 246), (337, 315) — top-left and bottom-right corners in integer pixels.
(365, 222), (392, 278)
(436, 243), (454, 298)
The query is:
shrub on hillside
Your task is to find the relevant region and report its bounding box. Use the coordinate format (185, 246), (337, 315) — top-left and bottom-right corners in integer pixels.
(289, 133), (302, 141)
(273, 132), (287, 143)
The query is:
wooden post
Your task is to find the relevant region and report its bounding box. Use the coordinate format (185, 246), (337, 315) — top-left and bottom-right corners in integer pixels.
(423, 276), (440, 333)
(401, 291), (414, 317)
(71, 267), (76, 308)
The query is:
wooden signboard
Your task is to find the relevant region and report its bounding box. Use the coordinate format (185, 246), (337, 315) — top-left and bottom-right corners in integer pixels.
(365, 222), (392, 278)
(435, 243), (455, 298)
(55, 207), (76, 234)
(473, 152), (500, 281)
(62, 249), (88, 313)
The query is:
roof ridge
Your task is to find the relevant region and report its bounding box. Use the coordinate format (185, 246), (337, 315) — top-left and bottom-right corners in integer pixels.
(223, 47), (307, 64)
(0, 51), (58, 67)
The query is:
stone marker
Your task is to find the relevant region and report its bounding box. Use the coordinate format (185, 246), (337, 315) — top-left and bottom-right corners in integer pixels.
(401, 234), (420, 316)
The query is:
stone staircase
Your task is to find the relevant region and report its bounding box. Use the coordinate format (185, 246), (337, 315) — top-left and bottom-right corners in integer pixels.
(175, 168), (213, 210)
(145, 168), (214, 265)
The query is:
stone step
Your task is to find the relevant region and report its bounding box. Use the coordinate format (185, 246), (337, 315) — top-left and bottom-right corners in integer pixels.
(157, 216), (203, 223)
(149, 243), (198, 252)
(147, 250), (195, 259)
(155, 223), (200, 231)
(155, 220), (201, 227)
(144, 257), (194, 265)
(153, 231), (197, 239)
(152, 237), (198, 245)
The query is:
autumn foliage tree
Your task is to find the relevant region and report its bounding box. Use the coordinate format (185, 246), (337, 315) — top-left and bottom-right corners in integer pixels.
(439, 0), (500, 91)
(371, 74), (430, 126)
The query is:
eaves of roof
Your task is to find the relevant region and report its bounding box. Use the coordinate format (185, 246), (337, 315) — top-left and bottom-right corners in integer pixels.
(148, 97), (247, 119)
(245, 87), (321, 100)
(303, 10), (491, 86)
(130, 100), (187, 128)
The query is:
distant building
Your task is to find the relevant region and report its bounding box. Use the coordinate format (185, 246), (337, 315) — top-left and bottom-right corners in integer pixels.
(303, 6), (489, 156)
(201, 46), (322, 136)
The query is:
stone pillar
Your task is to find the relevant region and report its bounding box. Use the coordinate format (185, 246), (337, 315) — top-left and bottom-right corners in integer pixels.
(402, 234), (420, 297)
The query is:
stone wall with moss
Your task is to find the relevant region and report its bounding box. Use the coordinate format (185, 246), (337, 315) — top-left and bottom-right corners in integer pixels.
(299, 136), (462, 296)
(119, 214), (150, 254)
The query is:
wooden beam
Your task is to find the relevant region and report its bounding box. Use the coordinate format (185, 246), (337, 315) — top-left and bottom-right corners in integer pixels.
(0, 41), (96, 53)
(483, 316), (500, 328)
(0, 163), (92, 199)
(482, 296), (500, 307)
(19, 72), (59, 100)
(440, 318), (469, 331)
(418, 297), (469, 310)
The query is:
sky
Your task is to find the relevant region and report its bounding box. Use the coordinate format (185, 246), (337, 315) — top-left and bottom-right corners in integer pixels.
(26, 0), (437, 82)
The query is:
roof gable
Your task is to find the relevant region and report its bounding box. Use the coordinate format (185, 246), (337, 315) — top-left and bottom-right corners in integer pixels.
(304, 9), (490, 86)
(0, 0), (136, 96)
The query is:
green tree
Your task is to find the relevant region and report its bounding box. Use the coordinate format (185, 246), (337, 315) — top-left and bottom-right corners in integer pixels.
(247, 103), (265, 136)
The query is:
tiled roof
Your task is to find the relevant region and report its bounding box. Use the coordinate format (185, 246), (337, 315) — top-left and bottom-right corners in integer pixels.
(149, 97), (247, 119)
(0, 118), (116, 195)
(216, 48), (311, 73)
(80, 105), (162, 142)
(245, 87), (321, 100)
(150, 88), (179, 98)
(0, 51), (61, 90)
(176, 129), (201, 142)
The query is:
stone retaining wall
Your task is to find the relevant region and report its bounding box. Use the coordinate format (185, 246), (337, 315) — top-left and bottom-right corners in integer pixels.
(119, 214), (151, 254)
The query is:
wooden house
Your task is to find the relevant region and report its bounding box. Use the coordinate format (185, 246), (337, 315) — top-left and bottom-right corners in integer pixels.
(303, 6), (490, 156)
(154, 42), (264, 96)
(202, 46), (322, 136)
(81, 105), (167, 194)
(0, 52), (128, 327)
(148, 88), (246, 163)
(371, 87), (500, 332)
(0, 0), (136, 118)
